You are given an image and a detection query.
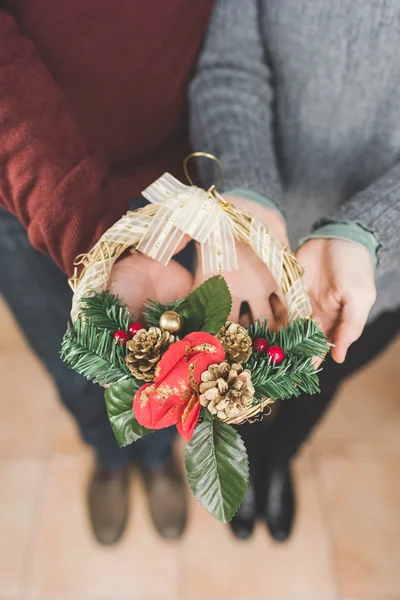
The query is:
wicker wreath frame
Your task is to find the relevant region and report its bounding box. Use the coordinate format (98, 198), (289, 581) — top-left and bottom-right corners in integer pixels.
(68, 166), (313, 424)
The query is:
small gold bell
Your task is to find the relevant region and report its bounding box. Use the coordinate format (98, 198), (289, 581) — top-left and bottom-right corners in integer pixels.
(159, 310), (184, 334)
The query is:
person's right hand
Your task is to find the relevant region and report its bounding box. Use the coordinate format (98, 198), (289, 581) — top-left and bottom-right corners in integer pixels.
(296, 238), (376, 364)
(191, 195), (290, 330)
(108, 252), (193, 321)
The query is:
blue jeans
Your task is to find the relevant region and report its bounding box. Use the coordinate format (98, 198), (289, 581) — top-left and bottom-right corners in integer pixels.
(0, 205), (177, 469)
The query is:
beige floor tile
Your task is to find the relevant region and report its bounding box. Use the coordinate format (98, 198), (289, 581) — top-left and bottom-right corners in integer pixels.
(50, 405), (88, 456)
(0, 295), (27, 351)
(318, 457), (400, 597)
(28, 455), (179, 599)
(310, 337), (400, 458)
(0, 459), (43, 598)
(0, 352), (57, 459)
(179, 459), (336, 599)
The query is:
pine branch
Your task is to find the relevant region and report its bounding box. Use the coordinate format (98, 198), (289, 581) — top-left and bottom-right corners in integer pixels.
(247, 318), (330, 359)
(278, 318), (331, 358)
(252, 356), (321, 401)
(80, 291), (130, 331)
(61, 318), (132, 386)
(144, 298), (184, 328)
(246, 319), (277, 346)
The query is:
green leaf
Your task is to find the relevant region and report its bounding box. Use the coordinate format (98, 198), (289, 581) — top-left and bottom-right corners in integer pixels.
(179, 276), (232, 334)
(184, 420), (249, 523)
(104, 379), (153, 447)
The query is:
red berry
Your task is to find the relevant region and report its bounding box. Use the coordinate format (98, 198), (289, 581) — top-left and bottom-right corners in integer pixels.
(266, 345), (285, 364)
(253, 337), (269, 353)
(128, 322), (144, 338)
(113, 330), (130, 346)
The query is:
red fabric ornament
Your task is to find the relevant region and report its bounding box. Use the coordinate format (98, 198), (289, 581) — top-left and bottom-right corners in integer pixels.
(128, 322), (144, 337)
(253, 337), (269, 353)
(133, 332), (225, 441)
(266, 345), (285, 364)
(113, 329), (130, 346)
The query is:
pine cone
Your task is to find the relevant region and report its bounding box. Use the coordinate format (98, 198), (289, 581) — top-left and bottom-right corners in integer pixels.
(217, 321), (252, 363)
(199, 362), (255, 421)
(125, 327), (174, 381)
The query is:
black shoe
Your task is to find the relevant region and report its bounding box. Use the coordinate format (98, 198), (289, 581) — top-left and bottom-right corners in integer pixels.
(263, 462), (295, 543)
(230, 475), (257, 540)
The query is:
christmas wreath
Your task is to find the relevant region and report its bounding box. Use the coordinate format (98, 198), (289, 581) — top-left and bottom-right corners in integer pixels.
(61, 155), (331, 522)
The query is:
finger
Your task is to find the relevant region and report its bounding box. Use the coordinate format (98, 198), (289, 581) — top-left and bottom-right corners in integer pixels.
(331, 297), (372, 363)
(108, 259), (149, 317)
(311, 355), (324, 370)
(250, 297), (276, 330)
(269, 293), (288, 329)
(308, 309), (335, 370)
(173, 234), (192, 255)
(156, 260), (193, 303)
(229, 296), (241, 323)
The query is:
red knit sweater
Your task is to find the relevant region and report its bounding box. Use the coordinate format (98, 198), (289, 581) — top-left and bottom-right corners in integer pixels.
(0, 1), (213, 275)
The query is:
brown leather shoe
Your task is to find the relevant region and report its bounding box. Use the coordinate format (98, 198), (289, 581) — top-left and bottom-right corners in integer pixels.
(142, 456), (187, 539)
(88, 462), (130, 545)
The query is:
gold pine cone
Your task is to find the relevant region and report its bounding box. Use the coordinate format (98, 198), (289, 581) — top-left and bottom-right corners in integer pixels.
(216, 321), (252, 363)
(199, 361), (255, 421)
(125, 327), (174, 381)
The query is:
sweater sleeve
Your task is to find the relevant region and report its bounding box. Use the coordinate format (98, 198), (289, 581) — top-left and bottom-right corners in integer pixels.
(0, 11), (127, 276)
(315, 161), (400, 275)
(189, 0), (282, 208)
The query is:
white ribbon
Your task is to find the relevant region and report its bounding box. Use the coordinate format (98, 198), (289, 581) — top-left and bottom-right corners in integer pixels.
(137, 173), (238, 273)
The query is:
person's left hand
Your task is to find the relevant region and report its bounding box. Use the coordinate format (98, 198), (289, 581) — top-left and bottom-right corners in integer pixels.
(108, 252), (193, 320)
(296, 238), (376, 364)
(191, 195), (290, 329)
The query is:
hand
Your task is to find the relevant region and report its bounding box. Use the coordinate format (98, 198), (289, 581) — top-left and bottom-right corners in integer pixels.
(296, 238), (376, 364)
(108, 252), (193, 320)
(192, 195), (290, 329)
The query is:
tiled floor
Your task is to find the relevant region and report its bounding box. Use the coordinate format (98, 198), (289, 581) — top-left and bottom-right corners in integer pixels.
(0, 294), (399, 600)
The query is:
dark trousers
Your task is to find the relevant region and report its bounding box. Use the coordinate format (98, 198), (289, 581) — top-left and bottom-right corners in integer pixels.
(0, 207), (175, 469)
(241, 308), (400, 466)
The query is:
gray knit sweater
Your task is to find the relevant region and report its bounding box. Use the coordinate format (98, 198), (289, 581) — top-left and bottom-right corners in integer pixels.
(190, 0), (400, 318)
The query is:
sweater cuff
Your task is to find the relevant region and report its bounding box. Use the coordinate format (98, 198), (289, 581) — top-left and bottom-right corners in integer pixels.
(225, 188), (285, 219)
(299, 222), (379, 268)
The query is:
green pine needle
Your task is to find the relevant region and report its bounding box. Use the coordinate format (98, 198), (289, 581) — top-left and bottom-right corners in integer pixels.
(144, 298), (184, 328)
(251, 356), (321, 401)
(80, 290), (130, 331)
(277, 318), (331, 358)
(247, 318), (330, 359)
(60, 318), (132, 386)
(246, 319), (277, 345)
(245, 318), (330, 403)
